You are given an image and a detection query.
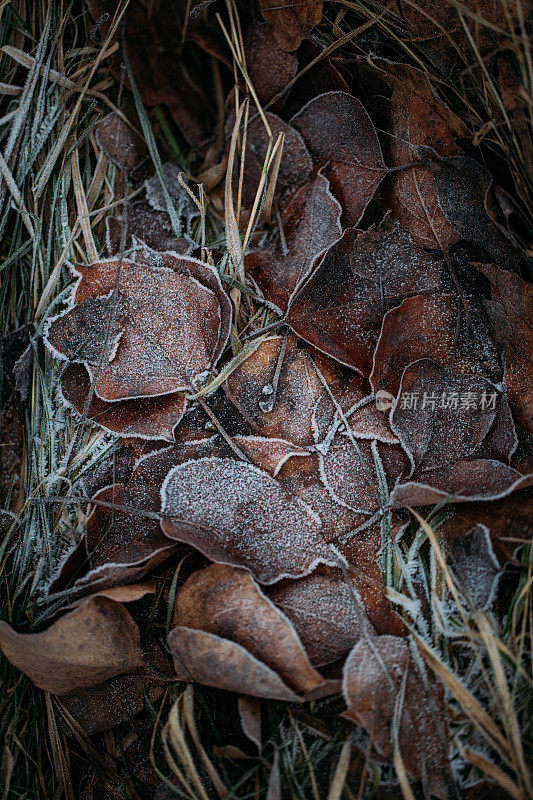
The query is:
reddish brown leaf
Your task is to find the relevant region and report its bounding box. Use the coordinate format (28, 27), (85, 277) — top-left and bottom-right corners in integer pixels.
(160, 456), (343, 584)
(260, 0), (323, 52)
(418, 147), (520, 268)
(45, 256), (231, 401)
(61, 363), (186, 442)
(169, 626), (301, 700)
(106, 202), (191, 257)
(172, 564), (324, 695)
(232, 435), (310, 476)
(391, 360), (501, 472)
(287, 219), (444, 373)
(245, 23), (297, 110)
(95, 112), (145, 173)
(478, 263), (533, 434)
(238, 696), (261, 749)
(245, 172), (342, 313)
(226, 335), (338, 447)
(291, 92), (387, 225)
(343, 636), (450, 799)
(269, 568), (374, 667)
(391, 459), (533, 507)
(0, 595), (143, 695)
(371, 293), (502, 397)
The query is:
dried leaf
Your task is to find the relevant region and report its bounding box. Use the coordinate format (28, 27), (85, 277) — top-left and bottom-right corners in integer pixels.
(172, 564), (324, 695)
(291, 92), (387, 225)
(160, 456), (343, 584)
(106, 202), (191, 257)
(95, 111), (145, 173)
(245, 172), (342, 313)
(449, 525), (500, 609)
(232, 435), (310, 477)
(0, 595), (143, 695)
(45, 256), (231, 401)
(260, 0), (323, 52)
(478, 263), (533, 435)
(61, 363), (186, 441)
(418, 147), (520, 268)
(144, 163), (200, 233)
(168, 626), (301, 701)
(226, 335), (337, 447)
(343, 636), (450, 799)
(238, 696), (261, 748)
(371, 293), (502, 397)
(269, 568), (374, 667)
(245, 23), (297, 109)
(287, 219), (444, 373)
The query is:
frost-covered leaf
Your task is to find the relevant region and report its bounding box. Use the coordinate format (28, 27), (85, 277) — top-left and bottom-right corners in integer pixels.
(172, 563), (325, 695)
(0, 595), (143, 695)
(144, 162), (200, 232)
(61, 363), (186, 442)
(259, 0), (323, 52)
(95, 111), (145, 173)
(288, 219), (444, 373)
(106, 202), (191, 257)
(371, 293), (502, 397)
(245, 23), (297, 109)
(269, 568), (374, 667)
(226, 335), (337, 447)
(160, 456), (343, 584)
(45, 256), (231, 401)
(232, 435), (310, 477)
(291, 92), (387, 225)
(449, 525), (500, 609)
(343, 636), (450, 800)
(245, 172), (342, 313)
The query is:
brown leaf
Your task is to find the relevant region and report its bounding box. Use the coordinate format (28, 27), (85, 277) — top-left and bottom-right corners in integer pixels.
(378, 61), (467, 249)
(260, 0), (323, 52)
(232, 435), (310, 476)
(60, 363), (186, 442)
(269, 568), (374, 667)
(172, 564), (324, 695)
(319, 437), (408, 514)
(343, 636), (450, 799)
(238, 696), (261, 749)
(168, 626), (301, 701)
(371, 293), (502, 397)
(291, 92), (387, 225)
(0, 595), (143, 695)
(478, 263), (533, 434)
(449, 525), (500, 609)
(144, 163), (200, 234)
(391, 459), (533, 507)
(245, 23), (297, 110)
(95, 112), (145, 173)
(284, 39), (349, 117)
(226, 335), (338, 447)
(73, 482), (175, 593)
(391, 360), (501, 472)
(160, 456), (343, 584)
(417, 147), (520, 268)
(287, 219), (444, 373)
(106, 202), (191, 257)
(245, 172), (342, 313)
(45, 256), (231, 401)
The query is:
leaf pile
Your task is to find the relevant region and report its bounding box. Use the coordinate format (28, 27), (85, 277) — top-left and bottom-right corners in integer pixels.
(1, 1), (532, 797)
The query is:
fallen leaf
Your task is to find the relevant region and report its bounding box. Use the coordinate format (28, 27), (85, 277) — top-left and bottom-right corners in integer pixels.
(417, 147), (520, 269)
(291, 91), (387, 225)
(478, 263), (533, 434)
(172, 564), (324, 695)
(106, 202), (191, 257)
(232, 435), (310, 476)
(245, 23), (297, 110)
(287, 218), (444, 373)
(238, 696), (261, 748)
(284, 39), (349, 117)
(260, 0), (323, 52)
(160, 456), (343, 584)
(269, 568), (374, 667)
(144, 163), (200, 234)
(371, 293), (502, 397)
(449, 524), (500, 609)
(343, 635), (451, 799)
(0, 595), (143, 695)
(45, 256), (231, 401)
(245, 172), (342, 313)
(226, 335), (338, 447)
(60, 363), (186, 441)
(168, 627), (301, 701)
(95, 111), (145, 173)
